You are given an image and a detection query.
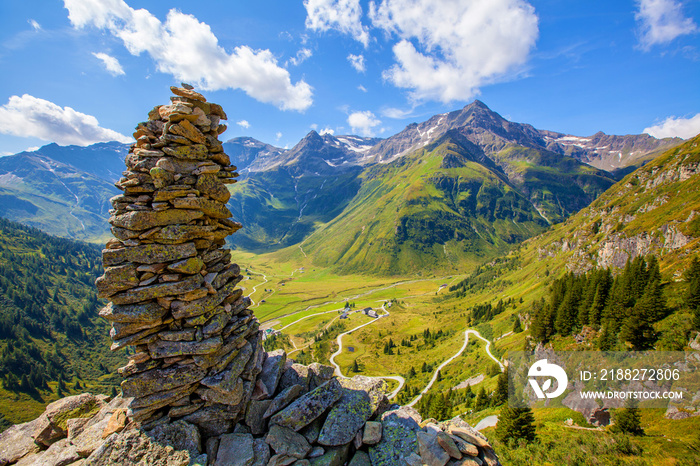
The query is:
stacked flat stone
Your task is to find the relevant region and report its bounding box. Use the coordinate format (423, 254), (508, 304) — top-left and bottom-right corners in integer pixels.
(95, 85), (262, 430)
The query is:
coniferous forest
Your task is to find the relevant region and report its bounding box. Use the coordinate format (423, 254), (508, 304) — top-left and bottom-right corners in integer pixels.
(530, 255), (700, 350)
(0, 218), (122, 427)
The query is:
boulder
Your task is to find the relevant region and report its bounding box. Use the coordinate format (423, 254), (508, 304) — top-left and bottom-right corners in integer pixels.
(259, 350), (287, 397)
(265, 425), (311, 459)
(269, 379), (343, 431)
(215, 433), (255, 466)
(368, 406), (422, 466)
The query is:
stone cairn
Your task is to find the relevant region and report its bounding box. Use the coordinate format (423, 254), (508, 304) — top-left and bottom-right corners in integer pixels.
(0, 86), (501, 466)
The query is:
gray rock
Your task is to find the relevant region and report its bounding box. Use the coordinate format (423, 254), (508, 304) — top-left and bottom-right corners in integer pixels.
(181, 406), (237, 438)
(263, 385), (303, 419)
(147, 336), (222, 359)
(146, 420), (201, 458)
(300, 417), (323, 444)
(318, 376), (386, 446)
(0, 419), (42, 465)
(308, 363), (334, 389)
(269, 379), (343, 431)
(83, 428), (191, 466)
(347, 450), (372, 466)
(308, 444), (350, 466)
(368, 406), (422, 466)
(308, 446), (325, 458)
(15, 437), (80, 466)
(417, 431), (450, 466)
(279, 364), (310, 393)
(362, 421), (382, 445)
(265, 425), (311, 459)
(121, 364), (207, 398)
(267, 455), (297, 466)
(245, 400), (272, 435)
(437, 431), (462, 460)
(259, 350), (286, 397)
(252, 438), (271, 466)
(215, 433), (255, 466)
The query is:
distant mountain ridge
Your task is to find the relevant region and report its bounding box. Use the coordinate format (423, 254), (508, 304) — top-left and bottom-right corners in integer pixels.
(0, 100), (685, 259)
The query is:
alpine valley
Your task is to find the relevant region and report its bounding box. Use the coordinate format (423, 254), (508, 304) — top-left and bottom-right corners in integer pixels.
(2, 100), (700, 465)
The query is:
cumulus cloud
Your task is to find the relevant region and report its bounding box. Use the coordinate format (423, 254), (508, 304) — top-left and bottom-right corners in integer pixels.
(288, 48), (313, 66)
(368, 0), (539, 103)
(319, 127), (335, 135)
(347, 53), (365, 72)
(348, 110), (381, 136)
(0, 94), (131, 146)
(304, 0), (369, 46)
(64, 0), (312, 111)
(635, 0), (698, 49)
(644, 113), (700, 139)
(92, 52), (125, 76)
(236, 120), (250, 129)
(275, 132), (282, 141)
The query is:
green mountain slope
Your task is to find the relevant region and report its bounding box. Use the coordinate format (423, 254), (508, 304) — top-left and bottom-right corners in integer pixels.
(292, 133), (613, 275)
(0, 152), (119, 243)
(0, 218), (121, 428)
(227, 166), (362, 251)
(529, 134), (700, 274)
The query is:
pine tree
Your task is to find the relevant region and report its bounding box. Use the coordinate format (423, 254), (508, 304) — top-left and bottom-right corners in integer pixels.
(612, 399), (644, 436)
(492, 369), (509, 406)
(495, 403), (536, 444)
(352, 360), (360, 373)
(512, 317), (523, 333)
(474, 387), (489, 411)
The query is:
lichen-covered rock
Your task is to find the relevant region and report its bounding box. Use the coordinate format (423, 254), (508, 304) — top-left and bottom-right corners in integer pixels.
(84, 428), (191, 466)
(369, 406), (422, 466)
(317, 376), (386, 446)
(265, 425), (311, 459)
(263, 385), (304, 419)
(308, 444), (350, 466)
(348, 450), (372, 466)
(269, 379), (343, 431)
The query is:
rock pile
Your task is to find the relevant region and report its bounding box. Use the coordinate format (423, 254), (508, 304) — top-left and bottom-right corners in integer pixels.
(0, 378), (501, 466)
(95, 85), (260, 431)
(0, 86), (501, 466)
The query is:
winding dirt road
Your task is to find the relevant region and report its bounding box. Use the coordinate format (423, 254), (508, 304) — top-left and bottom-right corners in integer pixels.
(406, 328), (503, 407)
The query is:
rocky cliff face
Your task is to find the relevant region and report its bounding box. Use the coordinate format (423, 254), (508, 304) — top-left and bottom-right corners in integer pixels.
(534, 136), (700, 273)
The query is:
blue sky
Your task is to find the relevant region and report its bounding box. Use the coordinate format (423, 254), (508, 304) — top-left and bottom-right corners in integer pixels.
(0, 0), (699, 155)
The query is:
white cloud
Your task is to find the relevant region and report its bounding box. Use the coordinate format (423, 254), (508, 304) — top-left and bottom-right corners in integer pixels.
(358, 85), (367, 92)
(381, 107), (414, 119)
(92, 52), (125, 76)
(237, 120), (251, 129)
(310, 123), (319, 130)
(635, 0), (698, 49)
(319, 127), (335, 135)
(304, 0), (369, 46)
(347, 53), (365, 72)
(644, 113), (700, 139)
(275, 132), (282, 141)
(0, 94), (131, 146)
(288, 48), (313, 66)
(25, 146), (40, 152)
(368, 0), (538, 103)
(64, 0), (312, 111)
(348, 110), (381, 136)
(28, 19), (42, 30)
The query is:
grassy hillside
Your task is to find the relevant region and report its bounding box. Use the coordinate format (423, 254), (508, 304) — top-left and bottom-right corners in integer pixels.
(0, 218), (122, 429)
(0, 153), (118, 243)
(292, 134), (615, 275)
